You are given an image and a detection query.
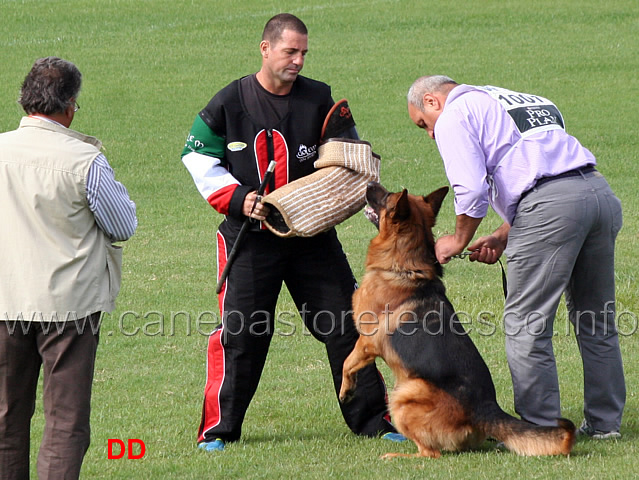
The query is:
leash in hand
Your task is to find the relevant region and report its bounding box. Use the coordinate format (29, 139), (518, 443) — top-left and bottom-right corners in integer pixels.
(451, 252), (508, 299)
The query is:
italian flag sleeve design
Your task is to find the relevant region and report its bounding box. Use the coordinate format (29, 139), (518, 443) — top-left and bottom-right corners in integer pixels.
(181, 116), (240, 215)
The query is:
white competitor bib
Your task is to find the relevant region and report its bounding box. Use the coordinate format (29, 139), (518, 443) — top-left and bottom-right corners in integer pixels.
(477, 85), (565, 137)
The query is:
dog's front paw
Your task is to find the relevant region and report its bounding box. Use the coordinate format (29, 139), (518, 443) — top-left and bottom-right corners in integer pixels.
(339, 374), (357, 403)
(339, 387), (355, 404)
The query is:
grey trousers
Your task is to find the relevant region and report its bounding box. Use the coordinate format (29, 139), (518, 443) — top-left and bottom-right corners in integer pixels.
(504, 170), (625, 431)
(0, 313), (100, 480)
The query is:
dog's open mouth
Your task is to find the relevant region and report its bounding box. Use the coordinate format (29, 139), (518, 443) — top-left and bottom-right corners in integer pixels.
(364, 205), (379, 229)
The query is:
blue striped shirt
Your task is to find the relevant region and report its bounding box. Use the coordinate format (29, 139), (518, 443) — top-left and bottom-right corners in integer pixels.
(86, 153), (137, 241)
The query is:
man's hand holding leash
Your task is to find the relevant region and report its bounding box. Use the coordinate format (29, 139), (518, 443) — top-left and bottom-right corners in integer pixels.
(434, 214), (482, 264)
(467, 222), (509, 265)
(441, 221), (510, 299)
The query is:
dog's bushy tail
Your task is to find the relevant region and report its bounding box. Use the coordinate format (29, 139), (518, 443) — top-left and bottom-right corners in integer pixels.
(476, 404), (576, 456)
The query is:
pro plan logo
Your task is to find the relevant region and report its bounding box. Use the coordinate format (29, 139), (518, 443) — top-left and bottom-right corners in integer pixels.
(296, 143), (317, 162)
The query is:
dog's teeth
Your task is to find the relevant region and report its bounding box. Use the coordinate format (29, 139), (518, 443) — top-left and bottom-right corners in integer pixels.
(364, 206), (378, 224)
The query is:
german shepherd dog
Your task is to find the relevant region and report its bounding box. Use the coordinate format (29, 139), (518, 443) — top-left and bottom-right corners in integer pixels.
(339, 182), (576, 458)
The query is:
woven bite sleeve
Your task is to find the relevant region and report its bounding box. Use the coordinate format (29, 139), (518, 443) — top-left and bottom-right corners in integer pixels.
(262, 139), (380, 237)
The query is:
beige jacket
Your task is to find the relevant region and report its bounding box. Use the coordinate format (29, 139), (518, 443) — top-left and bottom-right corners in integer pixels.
(0, 117), (122, 321)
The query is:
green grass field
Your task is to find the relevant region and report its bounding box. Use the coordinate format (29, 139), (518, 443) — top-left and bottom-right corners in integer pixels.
(2, 0), (639, 478)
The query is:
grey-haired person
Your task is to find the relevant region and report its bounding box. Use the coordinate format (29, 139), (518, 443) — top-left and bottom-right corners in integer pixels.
(407, 75), (624, 439)
(0, 57), (137, 479)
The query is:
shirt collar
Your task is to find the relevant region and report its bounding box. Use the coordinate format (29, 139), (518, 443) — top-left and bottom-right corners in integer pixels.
(28, 114), (66, 128)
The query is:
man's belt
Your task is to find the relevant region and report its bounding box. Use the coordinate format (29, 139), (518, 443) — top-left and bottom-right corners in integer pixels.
(521, 165), (597, 202)
(534, 165), (596, 189)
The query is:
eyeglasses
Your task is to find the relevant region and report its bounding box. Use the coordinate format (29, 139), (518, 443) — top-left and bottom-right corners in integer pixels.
(73, 101), (80, 112)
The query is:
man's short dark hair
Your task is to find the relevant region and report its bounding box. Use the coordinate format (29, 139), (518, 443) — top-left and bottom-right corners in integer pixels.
(262, 13), (307, 44)
(18, 57), (82, 115)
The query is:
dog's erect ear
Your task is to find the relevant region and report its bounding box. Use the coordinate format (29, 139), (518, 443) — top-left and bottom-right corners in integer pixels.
(393, 189), (411, 221)
(423, 186), (449, 217)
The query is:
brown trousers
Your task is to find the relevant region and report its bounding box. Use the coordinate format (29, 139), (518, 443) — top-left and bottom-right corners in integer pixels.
(0, 313), (101, 480)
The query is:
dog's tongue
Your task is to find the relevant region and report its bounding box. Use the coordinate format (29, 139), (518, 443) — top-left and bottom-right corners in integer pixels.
(364, 205), (378, 224)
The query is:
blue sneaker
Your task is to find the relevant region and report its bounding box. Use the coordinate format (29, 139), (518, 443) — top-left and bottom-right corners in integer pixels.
(198, 438), (225, 451)
(382, 432), (407, 442)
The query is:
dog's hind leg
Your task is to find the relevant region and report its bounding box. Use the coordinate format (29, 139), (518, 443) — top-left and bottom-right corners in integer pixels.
(380, 442), (442, 460)
(383, 379), (469, 459)
(339, 337), (377, 403)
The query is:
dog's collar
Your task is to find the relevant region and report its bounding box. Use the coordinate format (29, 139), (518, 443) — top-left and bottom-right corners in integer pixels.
(389, 267), (436, 280)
